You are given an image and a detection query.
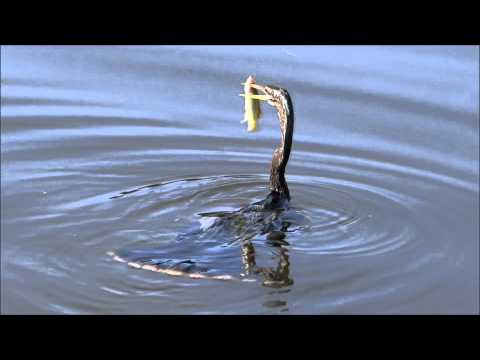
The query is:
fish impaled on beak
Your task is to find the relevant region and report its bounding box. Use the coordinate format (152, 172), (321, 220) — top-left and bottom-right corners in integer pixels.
(240, 75), (269, 132)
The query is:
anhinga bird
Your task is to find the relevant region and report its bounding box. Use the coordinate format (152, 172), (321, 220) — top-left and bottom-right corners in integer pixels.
(108, 81), (298, 287)
(242, 82), (295, 209)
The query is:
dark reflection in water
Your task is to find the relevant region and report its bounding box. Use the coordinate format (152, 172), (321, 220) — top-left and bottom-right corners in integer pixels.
(244, 239), (293, 288)
(1, 46), (478, 314)
(108, 178), (301, 288)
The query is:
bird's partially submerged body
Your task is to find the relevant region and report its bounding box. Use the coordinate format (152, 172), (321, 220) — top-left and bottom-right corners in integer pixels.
(109, 197), (302, 286)
(109, 79), (297, 287)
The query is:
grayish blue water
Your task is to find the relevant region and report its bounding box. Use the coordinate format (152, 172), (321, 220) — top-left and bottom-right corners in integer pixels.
(1, 45), (478, 314)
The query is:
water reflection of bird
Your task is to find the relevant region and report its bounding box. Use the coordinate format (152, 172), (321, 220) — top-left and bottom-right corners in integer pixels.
(109, 83), (297, 287)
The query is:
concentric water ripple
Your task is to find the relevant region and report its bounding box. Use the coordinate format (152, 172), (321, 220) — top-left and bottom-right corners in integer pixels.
(2, 45), (478, 314)
(104, 172), (419, 263)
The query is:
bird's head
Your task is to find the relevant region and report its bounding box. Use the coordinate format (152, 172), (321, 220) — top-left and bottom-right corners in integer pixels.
(241, 83), (291, 114)
(240, 82), (293, 134)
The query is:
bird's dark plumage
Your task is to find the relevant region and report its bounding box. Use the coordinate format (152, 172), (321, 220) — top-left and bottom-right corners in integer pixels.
(109, 82), (297, 286)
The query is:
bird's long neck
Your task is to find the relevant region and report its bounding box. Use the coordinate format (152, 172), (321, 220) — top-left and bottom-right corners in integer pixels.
(269, 92), (294, 200)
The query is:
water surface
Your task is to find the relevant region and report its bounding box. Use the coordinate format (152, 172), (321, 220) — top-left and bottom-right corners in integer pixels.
(1, 45), (478, 314)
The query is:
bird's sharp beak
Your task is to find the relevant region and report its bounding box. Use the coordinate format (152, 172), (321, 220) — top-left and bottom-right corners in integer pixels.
(243, 83), (267, 92)
(240, 82), (270, 101)
(239, 93), (270, 101)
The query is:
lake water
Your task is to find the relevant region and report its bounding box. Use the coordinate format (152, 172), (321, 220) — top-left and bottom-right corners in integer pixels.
(1, 45), (478, 314)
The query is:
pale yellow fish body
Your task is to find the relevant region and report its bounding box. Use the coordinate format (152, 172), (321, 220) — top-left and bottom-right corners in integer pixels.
(243, 75), (262, 132)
